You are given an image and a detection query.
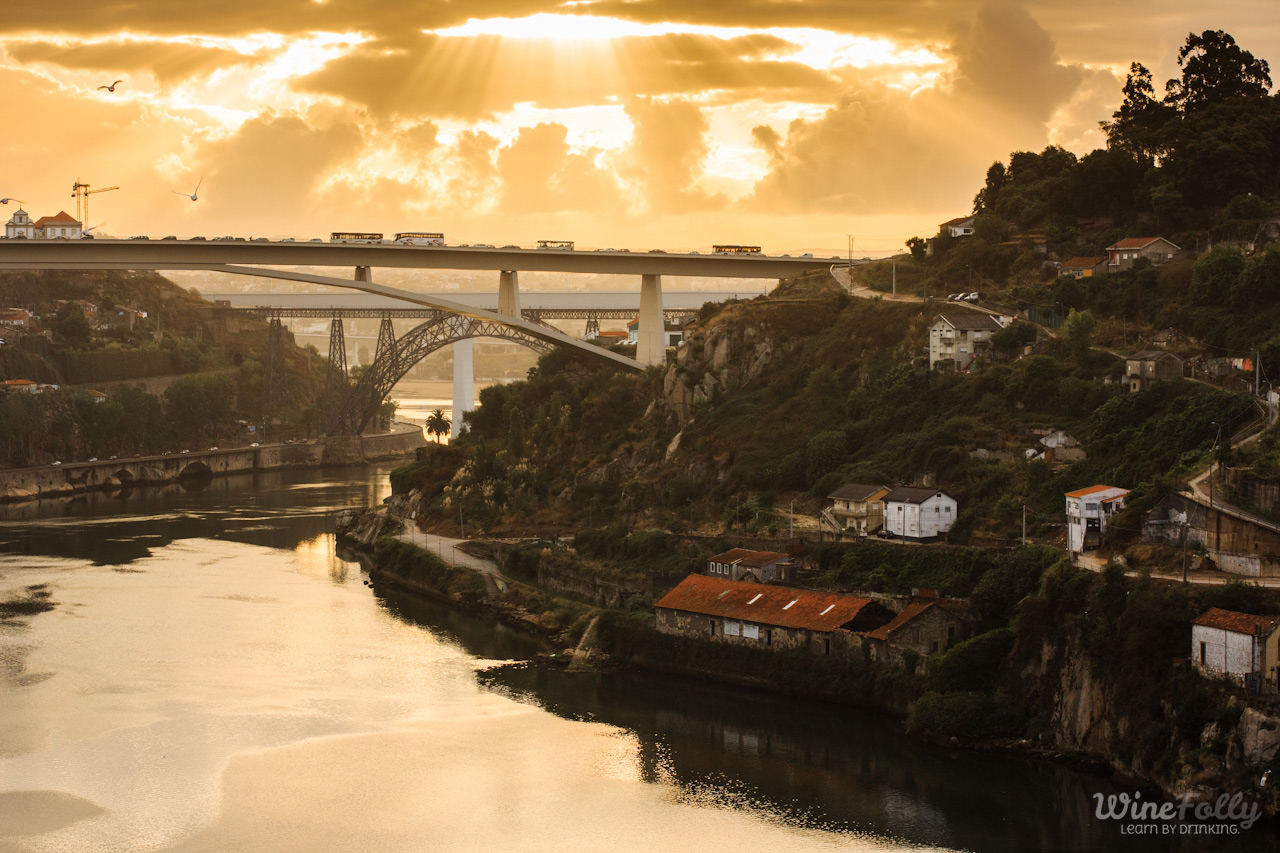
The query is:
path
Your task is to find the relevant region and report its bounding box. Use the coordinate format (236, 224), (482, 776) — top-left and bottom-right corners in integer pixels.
(1074, 552), (1280, 588)
(829, 264), (1014, 319)
(397, 530), (510, 594)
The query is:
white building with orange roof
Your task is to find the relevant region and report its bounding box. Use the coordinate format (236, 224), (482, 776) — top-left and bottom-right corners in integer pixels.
(33, 211), (83, 239)
(1066, 484), (1129, 557)
(4, 208), (83, 239)
(1105, 237), (1180, 271)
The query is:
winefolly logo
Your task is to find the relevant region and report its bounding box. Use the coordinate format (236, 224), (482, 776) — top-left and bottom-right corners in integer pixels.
(1094, 791), (1260, 836)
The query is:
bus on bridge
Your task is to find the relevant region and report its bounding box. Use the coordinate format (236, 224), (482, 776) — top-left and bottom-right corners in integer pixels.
(395, 232), (445, 246)
(712, 245), (761, 254)
(330, 232), (383, 243)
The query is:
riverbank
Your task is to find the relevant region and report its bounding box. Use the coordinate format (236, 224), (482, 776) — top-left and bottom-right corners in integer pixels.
(337, 502), (1280, 829)
(0, 422), (425, 504)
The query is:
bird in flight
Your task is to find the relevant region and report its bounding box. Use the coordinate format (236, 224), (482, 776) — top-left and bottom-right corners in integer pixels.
(0, 198), (25, 205)
(98, 80), (123, 92)
(173, 177), (203, 202)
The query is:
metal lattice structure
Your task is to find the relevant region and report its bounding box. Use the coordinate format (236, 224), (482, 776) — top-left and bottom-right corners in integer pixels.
(264, 317), (290, 408)
(323, 318), (349, 427)
(326, 313), (552, 435)
(375, 314), (397, 363)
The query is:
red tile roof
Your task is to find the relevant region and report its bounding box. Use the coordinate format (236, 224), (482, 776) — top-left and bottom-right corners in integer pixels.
(864, 601), (935, 640)
(1065, 484), (1127, 498)
(1061, 256), (1103, 269)
(655, 574), (880, 632)
(940, 215), (975, 228)
(708, 548), (789, 568)
(1108, 237), (1161, 250)
(34, 211), (80, 226)
(1194, 607), (1279, 636)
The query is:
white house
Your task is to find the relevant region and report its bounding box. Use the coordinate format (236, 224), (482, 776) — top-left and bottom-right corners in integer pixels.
(1192, 608), (1280, 691)
(1065, 485), (1128, 557)
(705, 548), (792, 583)
(627, 316), (691, 348)
(940, 216), (976, 238)
(882, 487), (957, 540)
(929, 312), (1005, 371)
(5, 209), (36, 239)
(34, 211), (82, 239)
(4, 208), (82, 239)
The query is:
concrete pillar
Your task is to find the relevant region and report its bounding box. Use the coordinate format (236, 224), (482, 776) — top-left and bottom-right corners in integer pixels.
(355, 266), (373, 282)
(451, 338), (474, 438)
(636, 274), (665, 366)
(498, 270), (521, 318)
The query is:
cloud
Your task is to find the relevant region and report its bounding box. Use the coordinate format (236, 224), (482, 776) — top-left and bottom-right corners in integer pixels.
(497, 123), (623, 214)
(194, 113), (363, 230)
(748, 4), (1102, 215)
(294, 32), (839, 120)
(620, 98), (725, 214)
(7, 40), (257, 84)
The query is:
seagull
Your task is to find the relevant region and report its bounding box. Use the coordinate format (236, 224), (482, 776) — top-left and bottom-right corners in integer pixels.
(0, 198), (25, 205)
(98, 80), (123, 92)
(172, 177), (202, 202)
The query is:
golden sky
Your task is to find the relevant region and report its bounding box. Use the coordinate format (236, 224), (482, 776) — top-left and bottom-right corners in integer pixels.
(1, 1), (1276, 254)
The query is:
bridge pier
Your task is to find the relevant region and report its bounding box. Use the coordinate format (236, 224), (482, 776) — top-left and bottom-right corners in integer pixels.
(355, 265), (373, 282)
(636, 274), (665, 366)
(498, 270), (521, 318)
(452, 339), (474, 439)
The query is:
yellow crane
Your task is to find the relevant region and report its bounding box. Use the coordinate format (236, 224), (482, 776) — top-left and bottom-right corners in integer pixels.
(71, 179), (119, 228)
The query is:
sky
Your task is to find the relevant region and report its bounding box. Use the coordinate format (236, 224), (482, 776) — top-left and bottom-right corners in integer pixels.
(1, 1), (1277, 255)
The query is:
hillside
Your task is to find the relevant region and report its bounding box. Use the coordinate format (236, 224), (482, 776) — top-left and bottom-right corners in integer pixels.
(0, 270), (328, 464)
(392, 273), (1246, 549)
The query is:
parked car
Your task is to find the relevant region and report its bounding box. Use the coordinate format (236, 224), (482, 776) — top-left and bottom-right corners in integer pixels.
(50, 460), (61, 466)
(876, 528), (894, 539)
(964, 292), (981, 303)
(88, 457), (98, 462)
(250, 442), (260, 447)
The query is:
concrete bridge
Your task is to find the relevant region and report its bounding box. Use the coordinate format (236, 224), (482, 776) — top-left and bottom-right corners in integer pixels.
(0, 240), (836, 368)
(0, 427), (424, 502)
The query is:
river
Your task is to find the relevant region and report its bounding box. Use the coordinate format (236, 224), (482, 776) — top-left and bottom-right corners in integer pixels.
(0, 466), (1269, 851)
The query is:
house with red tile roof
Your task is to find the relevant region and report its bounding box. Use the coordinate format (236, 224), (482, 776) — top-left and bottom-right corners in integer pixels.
(1105, 237), (1180, 271)
(1192, 608), (1280, 691)
(33, 211), (82, 239)
(1060, 256), (1106, 278)
(863, 600), (971, 668)
(654, 574), (893, 656)
(705, 548), (791, 583)
(1066, 484), (1128, 557)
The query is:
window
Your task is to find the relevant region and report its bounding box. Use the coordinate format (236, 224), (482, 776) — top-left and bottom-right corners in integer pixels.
(931, 642), (939, 653)
(709, 620), (716, 636)
(765, 630), (773, 646)
(1199, 641), (1206, 664)
(823, 639), (831, 656)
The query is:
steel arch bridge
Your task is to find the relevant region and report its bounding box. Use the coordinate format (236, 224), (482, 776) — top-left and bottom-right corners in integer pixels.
(327, 312), (553, 436)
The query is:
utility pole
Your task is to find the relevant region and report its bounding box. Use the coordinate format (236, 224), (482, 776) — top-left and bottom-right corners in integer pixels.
(892, 261), (897, 297)
(1256, 350), (1261, 397)
(790, 500), (795, 539)
(1181, 522), (1188, 584)
(847, 234), (853, 271)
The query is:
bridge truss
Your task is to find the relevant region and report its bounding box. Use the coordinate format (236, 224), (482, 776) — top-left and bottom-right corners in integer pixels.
(326, 312), (553, 436)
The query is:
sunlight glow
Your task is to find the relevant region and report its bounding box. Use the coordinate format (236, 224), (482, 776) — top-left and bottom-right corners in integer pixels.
(428, 14), (946, 72)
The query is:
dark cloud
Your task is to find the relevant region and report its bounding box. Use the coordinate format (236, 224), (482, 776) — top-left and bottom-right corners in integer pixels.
(944, 3), (1084, 121)
(294, 32), (837, 119)
(7, 40), (256, 84)
(749, 4), (1094, 214)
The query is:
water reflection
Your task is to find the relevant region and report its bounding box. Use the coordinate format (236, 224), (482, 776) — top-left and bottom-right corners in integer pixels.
(0, 467), (394, 564)
(0, 466), (1273, 853)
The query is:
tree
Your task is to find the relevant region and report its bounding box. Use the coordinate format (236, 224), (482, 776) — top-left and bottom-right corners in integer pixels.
(54, 301), (91, 346)
(905, 236), (927, 261)
(164, 374), (235, 443)
(425, 409), (451, 443)
(1100, 63), (1175, 165)
(1165, 30), (1272, 112)
(1062, 309), (1096, 361)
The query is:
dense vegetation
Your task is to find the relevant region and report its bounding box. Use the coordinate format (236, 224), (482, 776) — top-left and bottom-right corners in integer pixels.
(0, 270), (329, 464)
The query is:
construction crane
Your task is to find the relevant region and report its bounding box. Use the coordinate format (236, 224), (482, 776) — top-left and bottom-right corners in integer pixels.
(71, 179), (119, 227)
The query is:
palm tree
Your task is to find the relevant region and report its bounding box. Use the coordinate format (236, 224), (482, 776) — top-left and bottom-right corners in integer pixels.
(425, 409), (451, 443)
